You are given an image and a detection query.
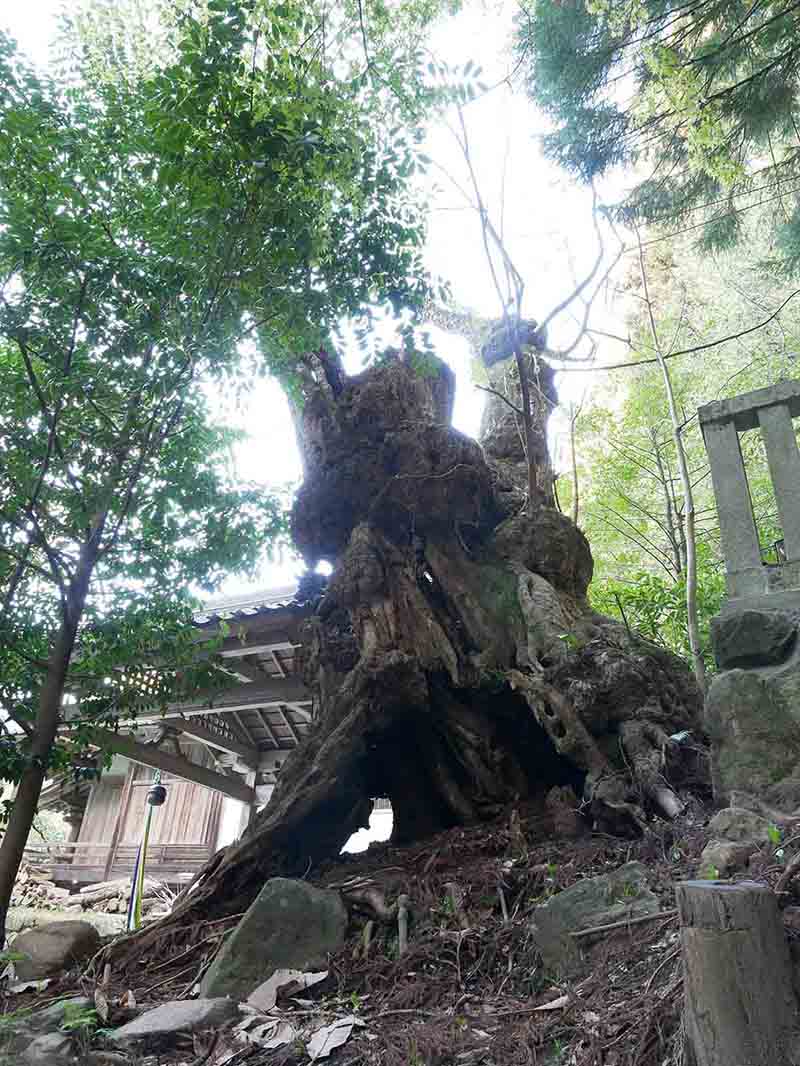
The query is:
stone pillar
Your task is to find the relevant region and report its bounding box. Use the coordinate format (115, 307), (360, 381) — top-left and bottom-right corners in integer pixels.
(700, 383), (800, 815)
(701, 418), (761, 576)
(759, 402), (800, 563)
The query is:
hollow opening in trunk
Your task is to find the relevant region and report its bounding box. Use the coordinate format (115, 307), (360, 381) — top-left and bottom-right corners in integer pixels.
(360, 682), (586, 845)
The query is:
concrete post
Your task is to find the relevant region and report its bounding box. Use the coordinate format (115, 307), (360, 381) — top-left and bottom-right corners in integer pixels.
(759, 402), (800, 563)
(701, 418), (762, 574)
(676, 880), (800, 1065)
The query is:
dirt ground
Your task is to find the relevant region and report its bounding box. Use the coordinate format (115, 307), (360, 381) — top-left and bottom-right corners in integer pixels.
(6, 778), (800, 1066)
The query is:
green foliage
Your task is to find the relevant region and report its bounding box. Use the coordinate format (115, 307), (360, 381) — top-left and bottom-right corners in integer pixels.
(591, 558), (725, 668)
(59, 1002), (99, 1034)
(516, 1), (800, 257)
(0, 0), (438, 801)
(574, 215), (796, 668)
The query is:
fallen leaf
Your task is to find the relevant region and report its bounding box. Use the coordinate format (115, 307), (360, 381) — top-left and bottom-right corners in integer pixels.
(307, 1015), (360, 1061)
(263, 1021), (298, 1049)
(533, 994), (569, 1012)
(233, 1014), (261, 1034)
(8, 977), (52, 994)
(249, 1021), (279, 1044)
(122, 989), (136, 1010)
(248, 969), (328, 1012)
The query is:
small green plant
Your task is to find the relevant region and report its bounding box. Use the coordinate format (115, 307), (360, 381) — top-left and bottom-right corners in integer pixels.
(348, 991), (362, 1013)
(700, 863), (720, 881)
(0, 1005), (34, 1031)
(558, 632), (579, 651)
(549, 1037), (567, 1064)
(619, 880), (637, 900)
(768, 824), (783, 846)
(407, 1037), (424, 1066)
(59, 1002), (98, 1035)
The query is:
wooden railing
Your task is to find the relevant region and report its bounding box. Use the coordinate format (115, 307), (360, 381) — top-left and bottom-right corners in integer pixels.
(23, 840), (213, 885)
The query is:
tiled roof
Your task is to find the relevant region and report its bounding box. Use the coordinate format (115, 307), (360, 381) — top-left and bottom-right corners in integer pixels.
(193, 585), (300, 624)
(193, 573), (328, 625)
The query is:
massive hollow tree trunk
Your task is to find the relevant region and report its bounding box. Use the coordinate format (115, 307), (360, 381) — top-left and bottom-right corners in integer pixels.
(107, 352), (702, 971)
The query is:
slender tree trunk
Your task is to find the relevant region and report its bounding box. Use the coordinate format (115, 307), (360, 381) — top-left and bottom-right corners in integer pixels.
(651, 429), (683, 576)
(0, 546), (94, 946)
(664, 395), (706, 693)
(638, 241), (706, 693)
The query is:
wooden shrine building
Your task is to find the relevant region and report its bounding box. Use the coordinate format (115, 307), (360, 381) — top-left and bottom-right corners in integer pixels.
(26, 585), (316, 887)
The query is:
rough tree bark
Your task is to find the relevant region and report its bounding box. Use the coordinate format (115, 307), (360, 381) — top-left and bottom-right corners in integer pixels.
(106, 350), (702, 970)
(0, 544), (96, 947)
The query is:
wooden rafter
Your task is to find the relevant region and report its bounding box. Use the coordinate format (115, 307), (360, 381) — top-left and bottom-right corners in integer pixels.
(173, 716), (258, 768)
(91, 727), (256, 804)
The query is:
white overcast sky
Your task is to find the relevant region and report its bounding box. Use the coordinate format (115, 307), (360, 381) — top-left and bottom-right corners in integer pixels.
(3, 0), (619, 593)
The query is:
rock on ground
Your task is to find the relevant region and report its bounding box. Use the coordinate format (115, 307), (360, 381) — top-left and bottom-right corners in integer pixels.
(21, 1032), (73, 1066)
(12, 920), (100, 980)
(200, 877), (348, 1001)
(698, 839), (759, 878)
(711, 608), (797, 670)
(7, 908), (126, 937)
(697, 806), (776, 877)
(531, 861), (660, 976)
(706, 666), (800, 810)
(108, 998), (238, 1045)
(707, 807), (774, 843)
(0, 996), (93, 1065)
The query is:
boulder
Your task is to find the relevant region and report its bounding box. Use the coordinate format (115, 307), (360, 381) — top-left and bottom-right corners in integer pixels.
(0, 998), (92, 1065)
(12, 921), (101, 980)
(200, 877), (348, 1001)
(698, 839), (758, 878)
(711, 608), (796, 670)
(707, 807), (774, 844)
(7, 908), (125, 937)
(108, 998), (238, 1045)
(21, 1032), (73, 1066)
(30, 997), (94, 1033)
(705, 668), (800, 808)
(531, 862), (659, 977)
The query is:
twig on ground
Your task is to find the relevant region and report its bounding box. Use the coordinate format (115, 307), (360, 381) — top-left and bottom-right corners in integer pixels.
(570, 909), (677, 940)
(644, 946), (681, 994)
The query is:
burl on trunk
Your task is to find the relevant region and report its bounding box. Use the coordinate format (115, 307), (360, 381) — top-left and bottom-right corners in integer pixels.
(110, 352), (701, 964)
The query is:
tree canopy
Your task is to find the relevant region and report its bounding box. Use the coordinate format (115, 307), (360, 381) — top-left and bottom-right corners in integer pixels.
(0, 0), (438, 933)
(515, 1), (800, 261)
(563, 212), (799, 665)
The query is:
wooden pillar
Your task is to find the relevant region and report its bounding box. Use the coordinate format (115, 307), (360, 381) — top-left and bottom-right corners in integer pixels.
(759, 402), (800, 563)
(676, 880), (800, 1066)
(701, 419), (762, 575)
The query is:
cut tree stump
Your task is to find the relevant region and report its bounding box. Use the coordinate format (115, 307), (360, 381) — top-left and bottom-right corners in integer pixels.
(676, 880), (800, 1066)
